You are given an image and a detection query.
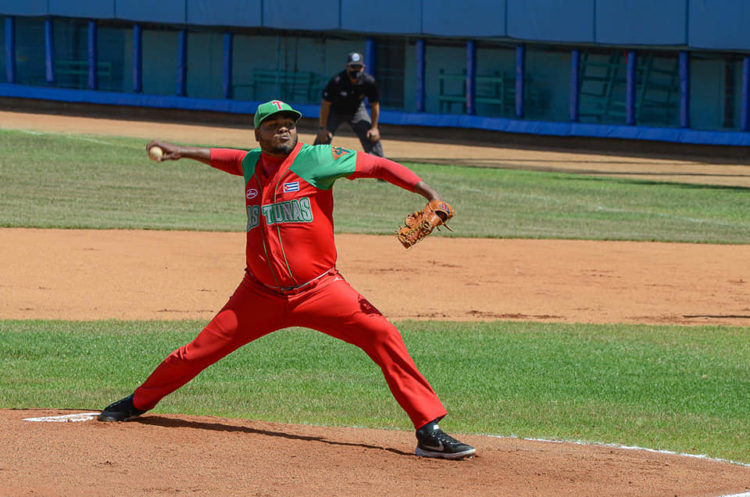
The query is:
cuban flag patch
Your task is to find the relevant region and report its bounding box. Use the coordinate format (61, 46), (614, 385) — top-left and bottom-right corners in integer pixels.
(283, 181), (300, 193)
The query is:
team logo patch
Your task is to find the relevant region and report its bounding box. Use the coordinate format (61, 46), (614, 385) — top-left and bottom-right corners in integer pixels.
(283, 181), (300, 193)
(332, 146), (352, 160)
(246, 188), (258, 199)
(247, 197), (314, 231)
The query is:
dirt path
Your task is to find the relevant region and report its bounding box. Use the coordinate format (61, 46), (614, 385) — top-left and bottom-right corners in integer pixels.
(1, 109), (748, 497)
(1, 228), (749, 326)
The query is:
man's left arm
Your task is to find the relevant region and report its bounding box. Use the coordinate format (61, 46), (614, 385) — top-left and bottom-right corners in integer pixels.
(412, 179), (442, 202)
(348, 153), (452, 248)
(367, 101), (380, 142)
(349, 153), (442, 200)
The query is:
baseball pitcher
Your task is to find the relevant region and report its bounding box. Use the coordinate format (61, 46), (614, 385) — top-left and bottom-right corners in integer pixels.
(98, 100), (473, 460)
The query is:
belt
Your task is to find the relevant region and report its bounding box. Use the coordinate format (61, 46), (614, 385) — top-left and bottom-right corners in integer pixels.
(248, 268), (335, 295)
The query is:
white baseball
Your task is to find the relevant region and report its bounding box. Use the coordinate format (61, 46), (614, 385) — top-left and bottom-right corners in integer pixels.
(148, 146), (164, 161)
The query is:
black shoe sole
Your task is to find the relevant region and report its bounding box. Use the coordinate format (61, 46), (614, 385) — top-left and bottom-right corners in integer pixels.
(97, 412), (141, 422)
(415, 446), (476, 459)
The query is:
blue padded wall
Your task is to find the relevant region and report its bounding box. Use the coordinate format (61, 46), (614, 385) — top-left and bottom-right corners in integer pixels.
(49, 0), (116, 19)
(116, 0), (187, 25)
(341, 0), (421, 34)
(0, 0), (48, 16)
(689, 0), (750, 50)
(507, 0), (595, 42)
(0, 0), (749, 51)
(263, 0), (338, 30)
(421, 0), (506, 37)
(596, 0), (686, 45)
(4, 0), (750, 53)
(187, 0), (261, 27)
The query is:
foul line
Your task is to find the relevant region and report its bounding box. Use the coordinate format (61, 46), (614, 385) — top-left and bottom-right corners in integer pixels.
(7, 128), (138, 148)
(490, 434), (750, 469)
(490, 436), (750, 497)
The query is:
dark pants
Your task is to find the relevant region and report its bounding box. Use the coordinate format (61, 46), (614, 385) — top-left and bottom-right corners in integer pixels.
(314, 103), (384, 157)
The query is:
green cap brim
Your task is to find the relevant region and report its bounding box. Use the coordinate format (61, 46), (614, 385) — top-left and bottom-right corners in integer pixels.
(253, 101), (303, 128)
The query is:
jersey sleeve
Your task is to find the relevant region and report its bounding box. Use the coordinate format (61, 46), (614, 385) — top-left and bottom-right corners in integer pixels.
(348, 154), (421, 192)
(209, 148), (247, 176)
(290, 144), (359, 190)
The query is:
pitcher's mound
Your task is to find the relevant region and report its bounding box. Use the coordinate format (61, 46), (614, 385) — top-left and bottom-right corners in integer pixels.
(4, 409), (749, 497)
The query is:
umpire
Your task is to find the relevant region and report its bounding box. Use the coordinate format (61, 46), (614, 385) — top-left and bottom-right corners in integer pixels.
(314, 52), (384, 157)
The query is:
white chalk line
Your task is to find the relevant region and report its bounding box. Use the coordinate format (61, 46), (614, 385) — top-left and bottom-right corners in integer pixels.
(490, 434), (750, 469)
(6, 128), (140, 148)
(522, 435), (750, 467)
(492, 435), (750, 497)
(24, 412), (99, 423)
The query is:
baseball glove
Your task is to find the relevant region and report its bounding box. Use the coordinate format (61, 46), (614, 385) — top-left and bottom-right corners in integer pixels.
(397, 200), (455, 248)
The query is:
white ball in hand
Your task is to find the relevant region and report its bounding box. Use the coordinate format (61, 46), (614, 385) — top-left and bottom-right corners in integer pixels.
(148, 146), (164, 161)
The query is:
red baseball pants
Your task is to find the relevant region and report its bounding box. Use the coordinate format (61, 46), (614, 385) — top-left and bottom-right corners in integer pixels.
(133, 269), (447, 429)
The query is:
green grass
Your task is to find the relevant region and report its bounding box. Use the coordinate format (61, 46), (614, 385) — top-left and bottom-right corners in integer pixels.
(1, 319), (748, 463)
(1, 128), (748, 242)
(2, 126), (749, 466)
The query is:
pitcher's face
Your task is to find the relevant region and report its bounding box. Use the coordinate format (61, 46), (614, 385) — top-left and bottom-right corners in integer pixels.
(255, 114), (299, 156)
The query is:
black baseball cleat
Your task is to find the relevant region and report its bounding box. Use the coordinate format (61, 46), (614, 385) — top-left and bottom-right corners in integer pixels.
(415, 420), (476, 459)
(97, 393), (146, 422)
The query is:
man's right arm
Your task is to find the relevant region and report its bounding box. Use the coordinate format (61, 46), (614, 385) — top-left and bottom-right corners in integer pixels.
(146, 141), (245, 176)
(316, 100), (333, 143)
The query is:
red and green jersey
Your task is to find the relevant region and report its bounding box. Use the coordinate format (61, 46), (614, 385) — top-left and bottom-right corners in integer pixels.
(210, 142), (421, 290)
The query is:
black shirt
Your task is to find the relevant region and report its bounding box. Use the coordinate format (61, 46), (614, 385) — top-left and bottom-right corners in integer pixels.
(321, 70), (380, 115)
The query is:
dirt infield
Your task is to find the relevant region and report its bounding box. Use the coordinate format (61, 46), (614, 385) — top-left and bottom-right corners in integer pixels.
(1, 109), (749, 496)
(4, 410), (750, 497)
(2, 229), (750, 326)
